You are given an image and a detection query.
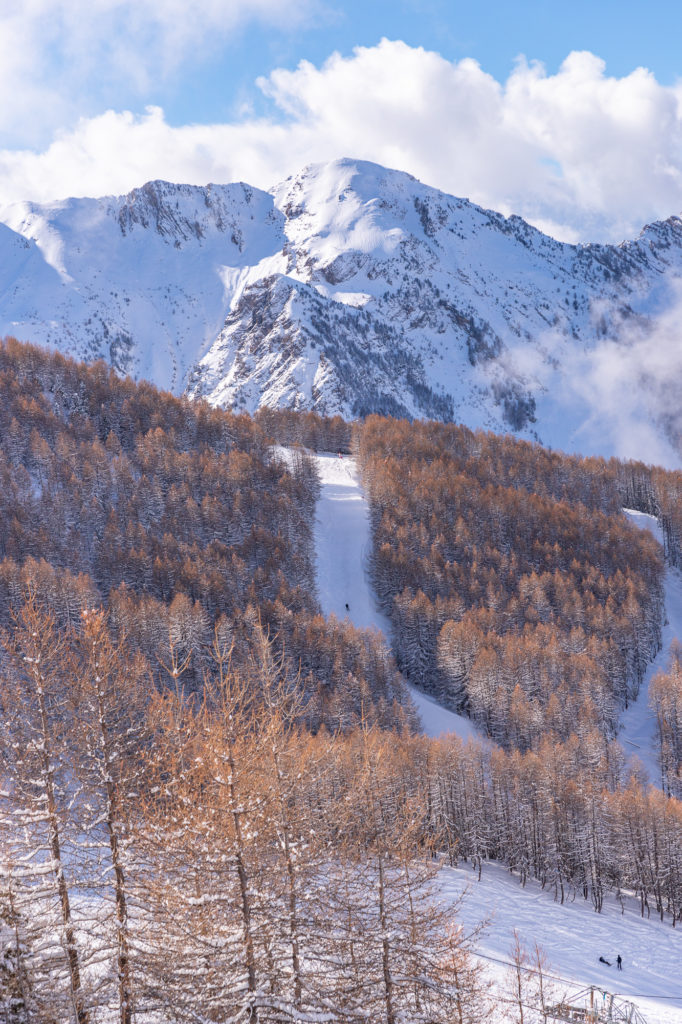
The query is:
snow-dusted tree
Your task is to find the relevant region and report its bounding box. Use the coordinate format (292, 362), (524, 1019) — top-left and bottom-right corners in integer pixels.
(330, 725), (494, 1024)
(0, 869), (34, 1024)
(0, 590), (90, 1023)
(437, 618), (483, 713)
(166, 592), (211, 687)
(247, 627), (333, 1018)
(68, 607), (151, 1024)
(138, 629), (277, 1023)
(434, 918), (495, 1024)
(501, 932), (559, 1024)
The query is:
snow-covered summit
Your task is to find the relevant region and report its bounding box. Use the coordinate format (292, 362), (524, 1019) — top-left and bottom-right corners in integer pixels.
(2, 158), (682, 458)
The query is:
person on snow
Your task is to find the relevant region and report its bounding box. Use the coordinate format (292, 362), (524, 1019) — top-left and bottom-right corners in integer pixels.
(345, 603), (349, 611)
(599, 956), (611, 966)
(617, 955), (622, 970)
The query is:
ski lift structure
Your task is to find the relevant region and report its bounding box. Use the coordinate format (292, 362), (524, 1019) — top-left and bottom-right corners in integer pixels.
(544, 986), (648, 1024)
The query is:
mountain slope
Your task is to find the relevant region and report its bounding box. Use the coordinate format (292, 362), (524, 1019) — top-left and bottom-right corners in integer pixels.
(2, 159), (682, 457)
(0, 180), (286, 393)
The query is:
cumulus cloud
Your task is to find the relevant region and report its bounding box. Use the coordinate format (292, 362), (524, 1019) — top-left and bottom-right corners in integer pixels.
(2, 39), (682, 243)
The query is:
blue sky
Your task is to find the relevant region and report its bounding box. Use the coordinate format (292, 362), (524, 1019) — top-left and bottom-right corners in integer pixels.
(1, 0), (682, 242)
(164, 0), (682, 128)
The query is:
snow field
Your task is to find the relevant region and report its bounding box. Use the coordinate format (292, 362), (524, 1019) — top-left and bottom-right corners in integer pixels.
(442, 862), (682, 1024)
(620, 509), (682, 784)
(311, 457), (682, 1023)
(312, 451), (478, 741)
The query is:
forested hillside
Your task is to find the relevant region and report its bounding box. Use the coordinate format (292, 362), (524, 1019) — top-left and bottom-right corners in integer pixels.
(356, 416), (665, 749)
(1, 597), (498, 1024)
(351, 415), (682, 925)
(0, 338), (413, 731)
(3, 340), (682, 1022)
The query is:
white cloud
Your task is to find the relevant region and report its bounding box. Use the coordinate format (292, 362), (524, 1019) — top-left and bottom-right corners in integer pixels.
(503, 291), (682, 468)
(2, 39), (682, 243)
(0, 0), (320, 146)
(563, 294), (682, 467)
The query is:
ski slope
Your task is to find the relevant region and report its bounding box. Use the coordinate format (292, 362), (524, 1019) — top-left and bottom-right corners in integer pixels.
(619, 509), (682, 784)
(444, 861), (682, 1023)
(311, 459), (682, 1023)
(312, 451), (479, 740)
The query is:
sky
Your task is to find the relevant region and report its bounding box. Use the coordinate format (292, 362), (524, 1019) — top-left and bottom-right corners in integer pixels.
(2, 0), (682, 242)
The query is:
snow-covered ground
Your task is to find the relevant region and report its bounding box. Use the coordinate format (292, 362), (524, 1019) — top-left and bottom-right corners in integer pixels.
(619, 509), (682, 785)
(312, 451), (479, 741)
(311, 461), (682, 1023)
(446, 861), (682, 1023)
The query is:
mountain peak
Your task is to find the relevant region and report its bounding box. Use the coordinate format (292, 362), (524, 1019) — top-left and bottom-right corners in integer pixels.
(2, 159), (682, 463)
(275, 156), (416, 190)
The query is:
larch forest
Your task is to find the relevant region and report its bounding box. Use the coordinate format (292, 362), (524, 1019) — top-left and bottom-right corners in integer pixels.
(0, 338), (682, 1022)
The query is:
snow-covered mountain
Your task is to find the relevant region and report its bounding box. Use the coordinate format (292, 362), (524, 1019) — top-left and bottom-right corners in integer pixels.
(2, 158), (682, 458)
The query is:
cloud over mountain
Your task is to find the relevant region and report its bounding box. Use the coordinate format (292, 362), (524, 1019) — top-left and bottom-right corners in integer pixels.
(2, 40), (682, 242)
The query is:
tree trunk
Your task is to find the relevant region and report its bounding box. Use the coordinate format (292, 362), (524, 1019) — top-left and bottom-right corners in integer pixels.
(227, 742), (259, 1024)
(377, 855), (396, 1024)
(37, 688), (88, 1024)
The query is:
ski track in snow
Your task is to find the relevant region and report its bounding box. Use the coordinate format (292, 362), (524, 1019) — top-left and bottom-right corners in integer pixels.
(442, 862), (682, 1023)
(309, 459), (682, 1022)
(620, 509), (682, 785)
(312, 451), (478, 741)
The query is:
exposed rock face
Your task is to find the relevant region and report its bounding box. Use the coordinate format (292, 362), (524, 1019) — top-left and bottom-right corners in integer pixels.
(2, 158), (682, 453)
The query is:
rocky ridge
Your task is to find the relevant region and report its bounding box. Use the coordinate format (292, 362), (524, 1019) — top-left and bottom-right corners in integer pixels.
(1, 158), (682, 456)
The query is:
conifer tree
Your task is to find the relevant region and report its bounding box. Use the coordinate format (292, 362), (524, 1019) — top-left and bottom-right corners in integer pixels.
(68, 607), (151, 1024)
(0, 591), (89, 1023)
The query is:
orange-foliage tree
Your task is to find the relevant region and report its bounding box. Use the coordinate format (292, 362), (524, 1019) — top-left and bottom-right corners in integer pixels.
(355, 415), (664, 751)
(0, 338), (414, 732)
